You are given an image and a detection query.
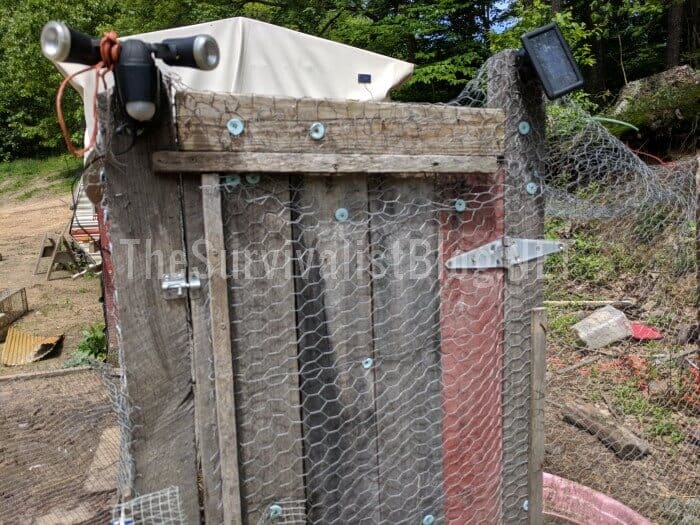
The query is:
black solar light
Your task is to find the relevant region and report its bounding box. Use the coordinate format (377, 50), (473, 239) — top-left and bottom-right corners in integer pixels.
(41, 21), (220, 123)
(519, 23), (584, 99)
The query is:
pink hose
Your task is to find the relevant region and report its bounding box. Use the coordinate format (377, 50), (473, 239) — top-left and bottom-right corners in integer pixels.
(543, 472), (652, 525)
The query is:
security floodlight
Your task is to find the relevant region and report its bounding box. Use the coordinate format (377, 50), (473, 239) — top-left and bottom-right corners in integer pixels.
(520, 23), (584, 100)
(40, 21), (220, 123)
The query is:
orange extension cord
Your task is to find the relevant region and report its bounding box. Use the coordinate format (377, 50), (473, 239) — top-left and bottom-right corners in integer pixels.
(56, 32), (120, 157)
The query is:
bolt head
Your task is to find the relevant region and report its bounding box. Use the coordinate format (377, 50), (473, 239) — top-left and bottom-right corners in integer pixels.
(269, 504), (283, 519)
(309, 122), (326, 140)
(518, 120), (531, 135)
(362, 357), (373, 369)
(335, 207), (349, 222)
(245, 174), (260, 185)
(227, 118), (244, 136)
(422, 514), (435, 525)
(522, 499), (529, 512)
(454, 199), (466, 212)
(223, 175), (241, 189)
(525, 181), (539, 195)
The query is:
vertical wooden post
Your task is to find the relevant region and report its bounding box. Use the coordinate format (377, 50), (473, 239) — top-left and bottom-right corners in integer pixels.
(487, 50), (546, 524)
(438, 172), (505, 524)
(182, 176), (223, 524)
(100, 92), (200, 521)
(529, 307), (547, 525)
(201, 173), (243, 524)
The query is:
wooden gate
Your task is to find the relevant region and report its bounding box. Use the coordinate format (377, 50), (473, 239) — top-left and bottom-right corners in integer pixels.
(101, 49), (545, 525)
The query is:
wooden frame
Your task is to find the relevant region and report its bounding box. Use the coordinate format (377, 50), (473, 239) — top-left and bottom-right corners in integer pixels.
(101, 52), (546, 523)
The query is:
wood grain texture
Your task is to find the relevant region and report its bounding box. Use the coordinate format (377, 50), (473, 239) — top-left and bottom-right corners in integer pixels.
(201, 173), (243, 524)
(221, 175), (305, 523)
(99, 91), (199, 521)
(291, 175), (379, 523)
(487, 50), (546, 525)
(152, 151), (499, 175)
(181, 176), (223, 524)
(438, 172), (505, 524)
(175, 92), (504, 156)
(368, 177), (445, 523)
(529, 307), (547, 525)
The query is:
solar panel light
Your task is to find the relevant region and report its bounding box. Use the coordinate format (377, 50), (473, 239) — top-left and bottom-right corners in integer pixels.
(519, 23), (584, 100)
(40, 21), (220, 122)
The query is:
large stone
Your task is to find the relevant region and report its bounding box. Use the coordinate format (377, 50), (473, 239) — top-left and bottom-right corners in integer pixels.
(610, 65), (700, 131)
(571, 305), (632, 349)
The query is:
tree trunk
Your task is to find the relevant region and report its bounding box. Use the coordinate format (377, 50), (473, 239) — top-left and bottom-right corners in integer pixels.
(666, 1), (684, 68)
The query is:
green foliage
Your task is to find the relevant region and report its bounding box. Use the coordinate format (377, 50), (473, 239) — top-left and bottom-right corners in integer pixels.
(0, 154), (80, 198)
(613, 381), (684, 445)
(490, 0), (595, 67)
(63, 323), (107, 368)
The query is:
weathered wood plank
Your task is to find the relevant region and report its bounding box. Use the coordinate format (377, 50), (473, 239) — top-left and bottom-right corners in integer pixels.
(529, 307), (547, 525)
(152, 151), (499, 175)
(368, 177), (445, 523)
(291, 174), (379, 523)
(201, 173), (243, 524)
(221, 175), (306, 523)
(438, 172), (505, 524)
(487, 50), (546, 524)
(181, 176), (223, 524)
(176, 92), (504, 156)
(99, 91), (199, 521)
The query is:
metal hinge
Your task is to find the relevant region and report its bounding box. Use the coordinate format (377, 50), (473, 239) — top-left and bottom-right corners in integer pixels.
(161, 272), (201, 299)
(445, 237), (565, 270)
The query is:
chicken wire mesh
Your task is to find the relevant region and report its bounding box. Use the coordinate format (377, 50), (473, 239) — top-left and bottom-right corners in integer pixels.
(0, 47), (696, 525)
(0, 287), (29, 340)
(454, 53), (699, 523)
(0, 367), (120, 524)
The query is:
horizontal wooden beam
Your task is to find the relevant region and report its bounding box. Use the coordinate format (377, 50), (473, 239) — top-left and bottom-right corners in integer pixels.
(152, 151), (499, 175)
(175, 91), (504, 156)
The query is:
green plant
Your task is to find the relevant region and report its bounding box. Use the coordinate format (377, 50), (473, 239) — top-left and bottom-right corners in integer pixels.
(63, 323), (107, 368)
(613, 381), (684, 445)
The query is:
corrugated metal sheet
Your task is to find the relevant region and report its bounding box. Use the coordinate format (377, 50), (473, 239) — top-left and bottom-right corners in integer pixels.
(71, 182), (99, 239)
(0, 327), (63, 366)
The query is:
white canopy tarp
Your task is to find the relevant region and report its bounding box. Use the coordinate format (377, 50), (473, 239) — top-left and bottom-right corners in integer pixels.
(54, 17), (414, 148)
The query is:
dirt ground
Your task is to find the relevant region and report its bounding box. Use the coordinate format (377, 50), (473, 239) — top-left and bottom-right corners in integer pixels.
(0, 195), (103, 375)
(0, 368), (118, 524)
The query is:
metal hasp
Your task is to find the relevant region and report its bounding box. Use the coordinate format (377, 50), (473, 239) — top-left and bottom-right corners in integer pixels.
(445, 237), (565, 270)
(161, 272), (201, 299)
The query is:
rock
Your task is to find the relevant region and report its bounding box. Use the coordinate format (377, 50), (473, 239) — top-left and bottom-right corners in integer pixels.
(676, 323), (699, 345)
(647, 379), (669, 399)
(611, 66), (700, 130)
(571, 305), (632, 349)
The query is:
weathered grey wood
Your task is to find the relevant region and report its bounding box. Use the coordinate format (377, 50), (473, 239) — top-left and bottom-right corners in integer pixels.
(152, 151), (499, 175)
(221, 175), (305, 523)
(368, 177), (445, 523)
(182, 176), (223, 524)
(201, 173), (243, 524)
(100, 91), (199, 521)
(561, 402), (651, 460)
(487, 50), (546, 524)
(176, 92), (504, 156)
(529, 307), (546, 525)
(291, 174), (379, 522)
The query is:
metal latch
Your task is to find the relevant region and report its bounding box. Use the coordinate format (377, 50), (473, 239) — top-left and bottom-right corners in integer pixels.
(161, 272), (201, 299)
(446, 237), (565, 270)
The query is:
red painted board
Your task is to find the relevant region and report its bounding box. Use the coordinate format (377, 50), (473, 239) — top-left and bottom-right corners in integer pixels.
(438, 171), (505, 524)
